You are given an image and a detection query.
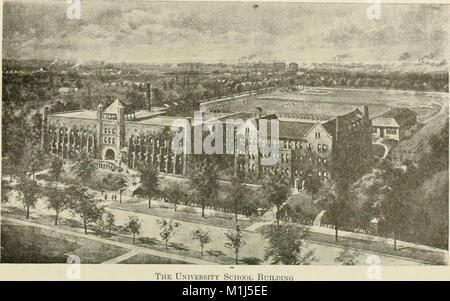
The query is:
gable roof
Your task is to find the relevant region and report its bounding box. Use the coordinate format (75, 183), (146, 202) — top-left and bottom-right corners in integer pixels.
(304, 123), (333, 139)
(323, 109), (364, 138)
(379, 107), (417, 127)
(372, 117), (400, 128)
(104, 98), (126, 114)
(279, 121), (315, 139)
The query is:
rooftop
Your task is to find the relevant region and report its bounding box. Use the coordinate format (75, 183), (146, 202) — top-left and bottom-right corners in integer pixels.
(133, 110), (167, 120)
(49, 110), (97, 120)
(104, 98), (125, 113)
(279, 121), (315, 139)
(133, 116), (187, 127)
(276, 113), (333, 123)
(372, 117), (400, 128)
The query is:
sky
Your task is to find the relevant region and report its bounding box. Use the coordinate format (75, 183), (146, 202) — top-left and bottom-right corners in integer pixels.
(2, 1), (449, 64)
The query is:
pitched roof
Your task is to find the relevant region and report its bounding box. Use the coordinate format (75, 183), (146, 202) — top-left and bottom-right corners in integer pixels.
(276, 113), (333, 123)
(322, 109), (364, 138)
(379, 107), (417, 127)
(279, 121), (315, 139)
(372, 117), (400, 128)
(104, 98), (126, 114)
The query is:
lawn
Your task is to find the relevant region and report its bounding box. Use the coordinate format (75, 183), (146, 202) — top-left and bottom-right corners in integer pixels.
(1, 221), (129, 263)
(1, 206), (236, 265)
(256, 224), (446, 265)
(110, 201), (254, 230)
(119, 253), (187, 264)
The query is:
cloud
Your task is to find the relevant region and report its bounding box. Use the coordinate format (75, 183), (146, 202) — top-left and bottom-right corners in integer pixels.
(2, 1), (448, 63)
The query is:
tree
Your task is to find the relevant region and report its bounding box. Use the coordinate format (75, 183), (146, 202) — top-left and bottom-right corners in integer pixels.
(72, 153), (96, 187)
(228, 173), (249, 222)
(304, 172), (322, 201)
(138, 163), (159, 208)
(105, 211), (116, 235)
(262, 174), (291, 228)
(191, 228), (212, 256)
(68, 186), (104, 234)
(49, 156), (64, 183)
(322, 184), (354, 242)
(44, 184), (71, 226)
(378, 163), (413, 251)
(299, 152), (323, 201)
(188, 155), (219, 217)
(263, 223), (316, 265)
(22, 144), (47, 181)
(157, 218), (180, 250)
(335, 247), (360, 265)
(163, 184), (186, 212)
(125, 215), (141, 244)
(224, 224), (246, 264)
(102, 174), (127, 203)
(17, 177), (41, 219)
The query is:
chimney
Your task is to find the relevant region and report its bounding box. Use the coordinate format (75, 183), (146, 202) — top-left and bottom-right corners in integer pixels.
(364, 105), (369, 119)
(146, 82), (152, 111)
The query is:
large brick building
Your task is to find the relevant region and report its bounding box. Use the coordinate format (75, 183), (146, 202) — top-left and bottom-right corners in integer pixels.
(234, 106), (373, 190)
(41, 94), (372, 188)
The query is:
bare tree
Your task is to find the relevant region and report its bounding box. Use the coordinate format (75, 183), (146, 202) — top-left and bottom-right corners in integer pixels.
(225, 224), (246, 264)
(157, 218), (180, 250)
(191, 228), (212, 256)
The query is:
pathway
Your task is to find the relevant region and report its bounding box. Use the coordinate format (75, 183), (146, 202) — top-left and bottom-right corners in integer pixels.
(374, 138), (389, 159)
(313, 210), (327, 226)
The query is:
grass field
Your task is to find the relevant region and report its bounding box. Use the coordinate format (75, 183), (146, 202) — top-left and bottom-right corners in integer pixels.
(223, 94), (438, 119)
(1, 221), (129, 263)
(118, 253), (188, 264)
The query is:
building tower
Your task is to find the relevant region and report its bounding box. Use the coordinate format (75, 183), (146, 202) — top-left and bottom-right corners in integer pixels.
(96, 103), (104, 159)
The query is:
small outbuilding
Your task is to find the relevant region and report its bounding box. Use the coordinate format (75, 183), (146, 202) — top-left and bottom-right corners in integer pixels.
(371, 108), (417, 141)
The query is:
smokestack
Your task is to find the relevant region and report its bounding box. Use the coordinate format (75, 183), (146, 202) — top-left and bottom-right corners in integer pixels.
(256, 107), (263, 118)
(146, 83), (152, 111)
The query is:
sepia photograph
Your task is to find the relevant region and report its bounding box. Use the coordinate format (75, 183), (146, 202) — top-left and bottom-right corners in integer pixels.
(0, 0), (448, 279)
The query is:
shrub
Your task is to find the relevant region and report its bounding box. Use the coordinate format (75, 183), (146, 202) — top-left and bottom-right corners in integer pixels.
(240, 257), (263, 265)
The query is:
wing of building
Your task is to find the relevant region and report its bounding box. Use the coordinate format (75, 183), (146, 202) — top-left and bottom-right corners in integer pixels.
(41, 95), (372, 189)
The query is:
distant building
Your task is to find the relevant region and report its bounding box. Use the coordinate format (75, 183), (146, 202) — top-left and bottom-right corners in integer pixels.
(288, 62), (299, 72)
(371, 108), (418, 141)
(272, 61), (286, 73)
